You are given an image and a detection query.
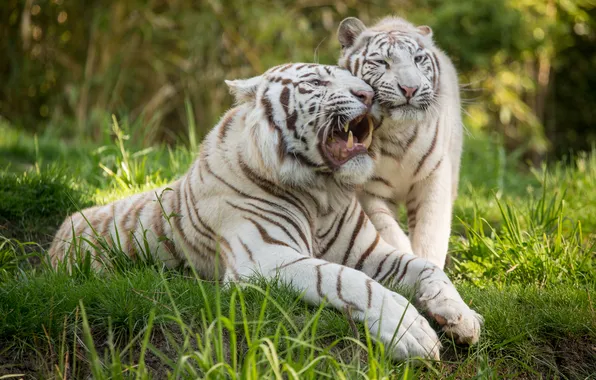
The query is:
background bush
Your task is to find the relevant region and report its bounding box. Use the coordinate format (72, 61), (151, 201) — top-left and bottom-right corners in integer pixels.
(1, 0), (595, 159)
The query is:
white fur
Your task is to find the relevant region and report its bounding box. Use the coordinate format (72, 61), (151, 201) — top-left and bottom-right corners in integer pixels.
(50, 63), (479, 361)
(338, 17), (463, 269)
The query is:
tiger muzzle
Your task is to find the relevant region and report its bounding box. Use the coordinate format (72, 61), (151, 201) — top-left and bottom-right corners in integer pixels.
(319, 112), (375, 169)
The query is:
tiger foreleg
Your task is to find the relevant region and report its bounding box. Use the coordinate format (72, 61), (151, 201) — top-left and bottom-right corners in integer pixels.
(407, 161), (452, 269)
(357, 246), (482, 345)
(320, 199), (482, 346)
(231, 237), (441, 361)
(359, 192), (414, 254)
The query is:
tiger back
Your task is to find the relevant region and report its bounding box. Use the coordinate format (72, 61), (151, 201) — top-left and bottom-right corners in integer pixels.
(49, 63), (379, 277)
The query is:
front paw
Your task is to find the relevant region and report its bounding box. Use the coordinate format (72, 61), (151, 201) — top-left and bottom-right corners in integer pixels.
(387, 313), (442, 361)
(384, 291), (442, 361)
(429, 306), (483, 345)
(419, 287), (483, 345)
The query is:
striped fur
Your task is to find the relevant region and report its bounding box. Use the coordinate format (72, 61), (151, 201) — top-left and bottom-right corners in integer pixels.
(49, 63), (480, 360)
(338, 17), (464, 269)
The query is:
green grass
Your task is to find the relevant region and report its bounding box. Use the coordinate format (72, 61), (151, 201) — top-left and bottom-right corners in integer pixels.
(0, 118), (595, 378)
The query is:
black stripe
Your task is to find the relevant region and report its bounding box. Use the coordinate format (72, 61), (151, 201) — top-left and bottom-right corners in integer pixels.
(317, 212), (339, 240)
(379, 254), (404, 283)
(427, 157), (443, 178)
(246, 202), (310, 252)
(185, 176), (234, 254)
(373, 252), (391, 279)
(370, 176), (391, 187)
(261, 88), (287, 161)
(404, 125), (419, 152)
(261, 90), (277, 129)
(245, 217), (294, 250)
(228, 202), (301, 249)
(316, 263), (329, 298)
(289, 151), (325, 170)
(397, 257), (417, 283)
(418, 267), (435, 283)
(238, 238), (256, 263)
(203, 159), (303, 224)
(353, 58), (360, 76)
(181, 180), (220, 248)
(185, 177), (217, 238)
(278, 256), (311, 269)
(171, 183), (214, 262)
(152, 196), (177, 259)
(431, 52), (441, 91)
(336, 267), (362, 311)
(280, 86), (290, 112)
(355, 234), (380, 270)
(362, 189), (393, 203)
(238, 156), (312, 220)
(413, 120), (439, 175)
(341, 210), (366, 265)
(218, 109), (238, 144)
(318, 198), (353, 257)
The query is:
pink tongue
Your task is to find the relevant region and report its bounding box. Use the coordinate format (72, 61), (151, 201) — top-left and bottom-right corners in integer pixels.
(328, 136), (362, 161)
(329, 140), (345, 149)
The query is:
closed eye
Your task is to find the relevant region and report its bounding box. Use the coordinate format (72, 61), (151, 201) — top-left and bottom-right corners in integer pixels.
(373, 59), (391, 68)
(308, 79), (329, 86)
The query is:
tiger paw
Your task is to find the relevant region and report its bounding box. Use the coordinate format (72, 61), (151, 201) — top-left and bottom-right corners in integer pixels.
(390, 314), (442, 361)
(385, 291), (442, 361)
(429, 306), (482, 345)
(418, 285), (483, 345)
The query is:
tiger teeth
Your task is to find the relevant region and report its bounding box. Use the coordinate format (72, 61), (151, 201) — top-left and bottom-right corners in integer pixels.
(347, 131), (354, 149)
(343, 122), (350, 133)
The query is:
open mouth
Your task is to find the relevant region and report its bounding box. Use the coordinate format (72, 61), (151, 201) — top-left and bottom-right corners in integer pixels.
(320, 113), (374, 169)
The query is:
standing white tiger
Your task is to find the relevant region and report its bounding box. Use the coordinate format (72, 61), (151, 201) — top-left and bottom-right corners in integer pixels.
(338, 17), (463, 269)
(50, 63), (480, 360)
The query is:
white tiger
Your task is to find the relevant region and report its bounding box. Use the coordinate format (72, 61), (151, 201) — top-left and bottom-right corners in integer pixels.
(50, 63), (481, 360)
(338, 16), (463, 269)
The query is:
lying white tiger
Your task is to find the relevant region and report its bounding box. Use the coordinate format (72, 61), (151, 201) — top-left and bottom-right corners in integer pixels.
(338, 17), (463, 269)
(50, 63), (481, 360)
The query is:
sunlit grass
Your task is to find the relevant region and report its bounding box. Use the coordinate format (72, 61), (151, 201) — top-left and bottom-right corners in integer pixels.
(1, 254), (594, 378)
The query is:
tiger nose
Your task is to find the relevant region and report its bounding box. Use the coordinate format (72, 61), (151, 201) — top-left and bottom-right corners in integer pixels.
(350, 90), (374, 107)
(398, 84), (418, 99)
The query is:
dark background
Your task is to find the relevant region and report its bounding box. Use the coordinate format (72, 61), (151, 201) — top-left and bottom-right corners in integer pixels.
(1, 0), (595, 161)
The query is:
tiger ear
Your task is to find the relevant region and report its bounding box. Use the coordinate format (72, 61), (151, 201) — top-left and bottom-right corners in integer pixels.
(338, 17), (367, 49)
(417, 25), (433, 38)
(225, 75), (263, 104)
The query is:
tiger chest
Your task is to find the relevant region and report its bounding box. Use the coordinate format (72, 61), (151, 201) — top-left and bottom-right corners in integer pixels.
(369, 123), (445, 201)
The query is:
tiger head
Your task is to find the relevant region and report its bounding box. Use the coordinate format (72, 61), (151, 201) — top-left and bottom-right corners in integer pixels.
(337, 17), (439, 123)
(225, 63), (381, 187)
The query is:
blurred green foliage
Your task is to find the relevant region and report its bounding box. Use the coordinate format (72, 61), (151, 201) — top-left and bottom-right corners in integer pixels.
(1, 0), (595, 158)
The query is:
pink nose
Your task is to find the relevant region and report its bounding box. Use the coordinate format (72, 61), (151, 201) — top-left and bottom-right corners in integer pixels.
(398, 84), (418, 99)
(351, 90), (374, 107)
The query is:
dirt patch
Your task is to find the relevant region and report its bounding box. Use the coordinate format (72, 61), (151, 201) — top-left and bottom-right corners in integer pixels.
(439, 334), (596, 379)
(0, 348), (59, 380)
(0, 323), (204, 378)
(552, 335), (596, 379)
